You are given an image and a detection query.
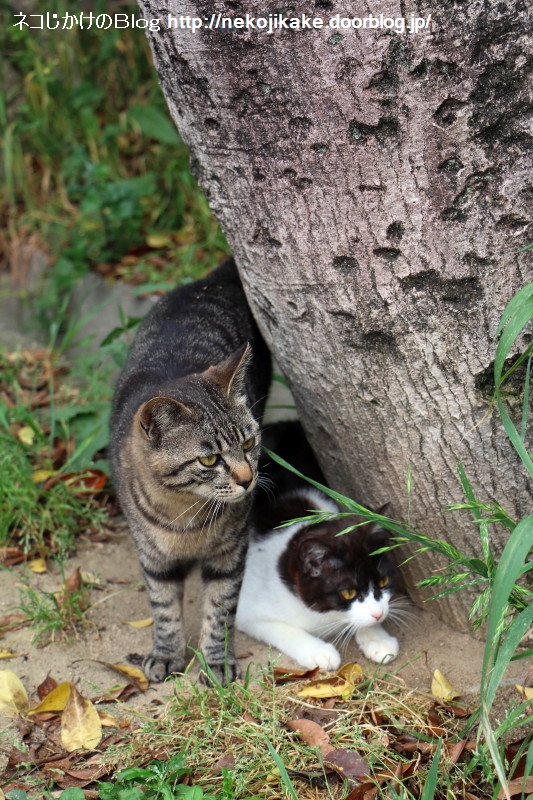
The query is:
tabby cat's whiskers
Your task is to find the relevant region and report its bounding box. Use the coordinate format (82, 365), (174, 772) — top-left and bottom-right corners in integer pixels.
(110, 258), (271, 683)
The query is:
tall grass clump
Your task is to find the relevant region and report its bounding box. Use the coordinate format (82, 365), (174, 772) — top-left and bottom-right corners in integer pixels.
(267, 280), (533, 799)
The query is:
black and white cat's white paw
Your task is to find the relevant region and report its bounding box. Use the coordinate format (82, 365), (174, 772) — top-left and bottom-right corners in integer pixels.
(143, 652), (186, 682)
(356, 627), (399, 664)
(292, 640), (341, 671)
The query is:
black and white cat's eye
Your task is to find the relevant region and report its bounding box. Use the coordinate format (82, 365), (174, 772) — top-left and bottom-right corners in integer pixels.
(199, 454), (219, 467)
(242, 437), (255, 451)
(340, 588), (357, 600)
(378, 576), (390, 589)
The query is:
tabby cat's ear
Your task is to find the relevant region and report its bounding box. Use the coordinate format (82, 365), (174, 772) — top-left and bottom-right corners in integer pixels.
(137, 396), (194, 440)
(204, 343), (251, 398)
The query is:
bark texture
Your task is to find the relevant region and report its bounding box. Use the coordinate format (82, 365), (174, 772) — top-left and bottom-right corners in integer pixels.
(139, 0), (533, 630)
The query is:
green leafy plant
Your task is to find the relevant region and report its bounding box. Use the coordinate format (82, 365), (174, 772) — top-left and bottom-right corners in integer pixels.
(2, 0), (228, 332)
(16, 565), (95, 644)
(266, 280), (533, 799)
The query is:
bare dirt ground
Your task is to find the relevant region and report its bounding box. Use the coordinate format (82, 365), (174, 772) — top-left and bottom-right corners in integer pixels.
(1, 514), (530, 722)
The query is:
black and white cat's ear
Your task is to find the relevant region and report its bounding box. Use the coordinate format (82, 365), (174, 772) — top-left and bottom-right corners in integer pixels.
(300, 540), (330, 578)
(204, 343), (251, 399)
(137, 396), (194, 440)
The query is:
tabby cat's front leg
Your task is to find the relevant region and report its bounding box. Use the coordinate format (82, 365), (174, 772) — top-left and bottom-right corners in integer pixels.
(141, 564), (190, 682)
(199, 541), (248, 685)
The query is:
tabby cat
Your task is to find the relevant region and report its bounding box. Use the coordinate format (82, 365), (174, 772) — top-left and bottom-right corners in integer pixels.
(236, 422), (400, 670)
(110, 259), (271, 683)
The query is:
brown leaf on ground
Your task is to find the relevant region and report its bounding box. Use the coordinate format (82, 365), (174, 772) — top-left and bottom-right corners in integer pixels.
(0, 547), (27, 567)
(211, 752), (236, 772)
(324, 749), (370, 783)
(499, 776), (533, 799)
(345, 781), (380, 800)
(446, 739), (468, 764)
(273, 665), (319, 684)
(37, 675), (59, 700)
(286, 718), (332, 756)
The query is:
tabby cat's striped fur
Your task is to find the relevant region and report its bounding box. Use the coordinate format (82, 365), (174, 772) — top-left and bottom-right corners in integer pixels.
(110, 259), (271, 683)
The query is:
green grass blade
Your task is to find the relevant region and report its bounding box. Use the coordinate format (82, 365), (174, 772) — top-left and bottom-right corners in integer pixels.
(420, 739), (442, 800)
(265, 739), (299, 800)
(481, 514), (533, 710)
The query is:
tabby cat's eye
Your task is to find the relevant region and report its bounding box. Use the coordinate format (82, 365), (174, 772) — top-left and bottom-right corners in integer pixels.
(242, 437), (255, 451)
(340, 588), (357, 601)
(199, 454), (218, 467)
(378, 576), (390, 589)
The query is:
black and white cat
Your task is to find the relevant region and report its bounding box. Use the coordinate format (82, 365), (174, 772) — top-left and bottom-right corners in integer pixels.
(236, 423), (400, 670)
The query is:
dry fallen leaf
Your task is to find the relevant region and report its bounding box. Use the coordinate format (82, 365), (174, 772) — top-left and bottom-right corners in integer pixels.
(125, 618), (153, 628)
(287, 718), (332, 756)
(0, 669), (29, 717)
(37, 674), (58, 700)
(29, 682), (73, 715)
(0, 650), (15, 660)
(499, 775), (533, 799)
(99, 662), (149, 691)
(29, 557), (48, 574)
(17, 425), (35, 445)
(325, 749), (370, 782)
(338, 662), (364, 685)
(431, 669), (460, 703)
(32, 469), (55, 484)
(98, 711), (120, 727)
(273, 665), (319, 684)
(61, 685), (102, 752)
(297, 663), (363, 700)
(515, 684), (533, 700)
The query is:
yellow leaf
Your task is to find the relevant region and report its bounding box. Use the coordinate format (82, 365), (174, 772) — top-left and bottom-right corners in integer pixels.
(29, 557), (48, 574)
(515, 684), (533, 700)
(32, 469), (55, 484)
(147, 232), (172, 248)
(17, 426), (35, 446)
(80, 571), (105, 588)
(0, 650), (15, 659)
(61, 685), (102, 752)
(29, 682), (72, 714)
(125, 618), (153, 628)
(297, 675), (353, 700)
(0, 669), (29, 717)
(297, 662), (363, 700)
(98, 711), (120, 727)
(102, 662), (149, 691)
(431, 669), (460, 703)
(337, 662), (364, 685)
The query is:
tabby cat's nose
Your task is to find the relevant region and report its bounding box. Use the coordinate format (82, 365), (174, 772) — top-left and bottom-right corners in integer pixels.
(237, 477), (252, 490)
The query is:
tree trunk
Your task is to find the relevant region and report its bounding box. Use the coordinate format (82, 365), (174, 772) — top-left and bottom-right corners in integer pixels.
(139, 0), (533, 630)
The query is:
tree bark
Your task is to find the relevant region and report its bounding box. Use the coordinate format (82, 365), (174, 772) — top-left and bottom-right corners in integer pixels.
(139, 0), (533, 630)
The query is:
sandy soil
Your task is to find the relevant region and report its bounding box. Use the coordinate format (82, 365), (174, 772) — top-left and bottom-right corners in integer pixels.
(1, 514), (530, 723)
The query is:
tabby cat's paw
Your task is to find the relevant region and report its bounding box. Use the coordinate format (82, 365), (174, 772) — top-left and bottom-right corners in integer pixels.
(199, 660), (240, 686)
(143, 652), (185, 682)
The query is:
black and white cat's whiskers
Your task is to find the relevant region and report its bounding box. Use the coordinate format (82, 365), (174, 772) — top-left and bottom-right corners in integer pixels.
(237, 474), (402, 670)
